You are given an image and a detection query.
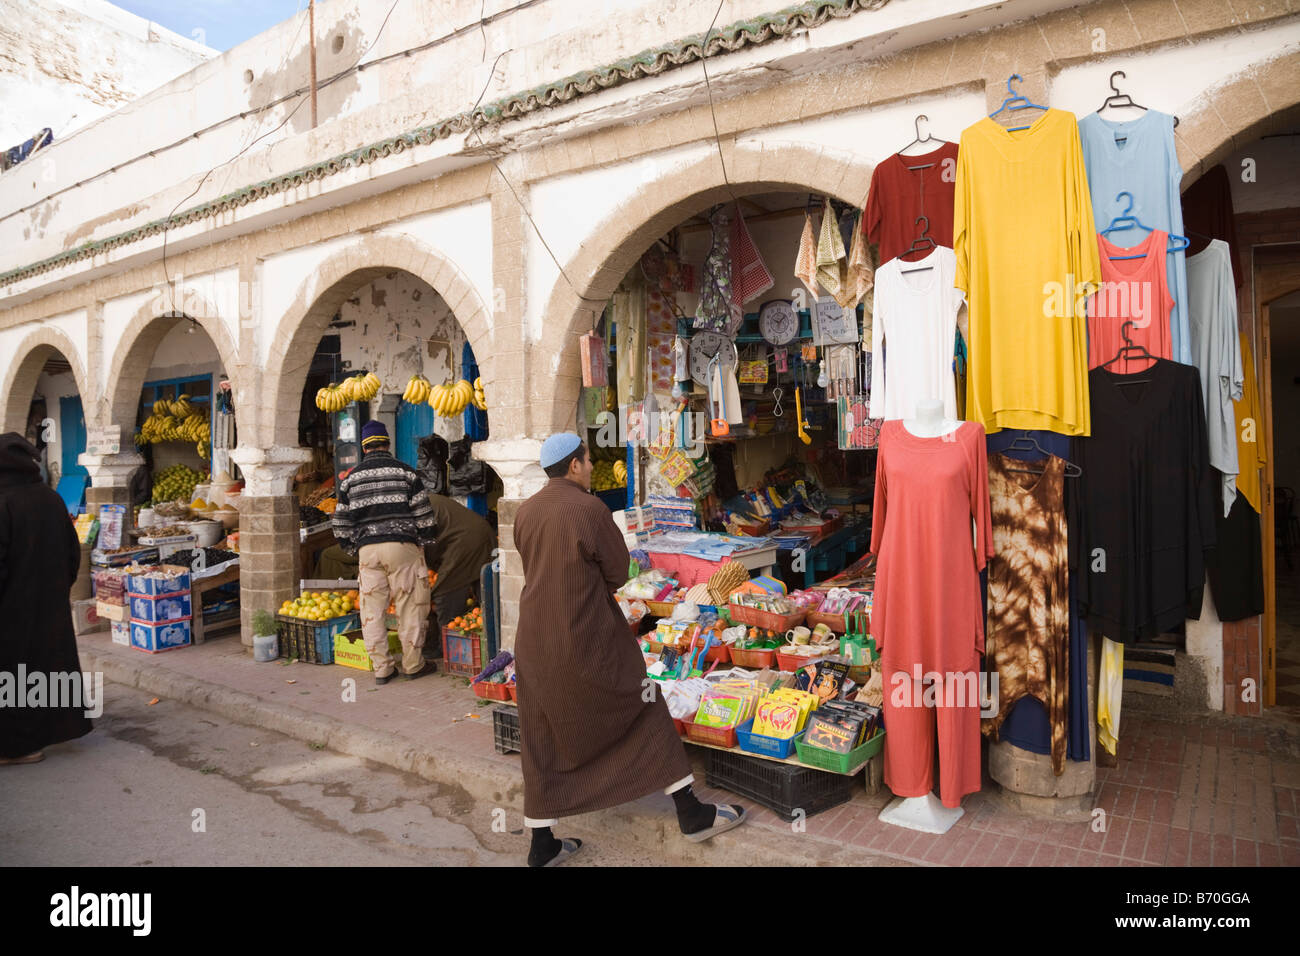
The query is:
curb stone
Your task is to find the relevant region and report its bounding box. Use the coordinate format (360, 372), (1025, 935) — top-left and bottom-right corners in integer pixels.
(80, 645), (909, 867)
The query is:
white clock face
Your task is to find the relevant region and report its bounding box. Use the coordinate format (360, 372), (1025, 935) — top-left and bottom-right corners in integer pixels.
(689, 331), (735, 386)
(759, 300), (798, 345)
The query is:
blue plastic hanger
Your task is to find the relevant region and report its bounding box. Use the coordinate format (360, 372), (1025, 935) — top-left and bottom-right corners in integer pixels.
(1101, 191), (1191, 258)
(989, 74), (1049, 132)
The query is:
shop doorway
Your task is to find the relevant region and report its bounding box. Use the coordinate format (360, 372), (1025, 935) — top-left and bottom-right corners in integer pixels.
(1256, 245), (1300, 712)
(3, 340), (90, 512)
(590, 189), (879, 595)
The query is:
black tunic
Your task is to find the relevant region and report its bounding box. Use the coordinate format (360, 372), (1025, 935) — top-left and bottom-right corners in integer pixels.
(1073, 361), (1216, 643)
(0, 433), (92, 758)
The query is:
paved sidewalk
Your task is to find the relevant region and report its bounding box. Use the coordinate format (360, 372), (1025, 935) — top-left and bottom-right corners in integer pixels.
(75, 630), (1300, 866)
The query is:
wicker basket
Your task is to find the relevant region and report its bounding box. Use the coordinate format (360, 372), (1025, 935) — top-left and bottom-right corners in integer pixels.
(727, 603), (807, 632)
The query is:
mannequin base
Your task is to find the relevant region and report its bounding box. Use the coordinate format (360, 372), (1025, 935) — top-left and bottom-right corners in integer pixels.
(878, 794), (964, 833)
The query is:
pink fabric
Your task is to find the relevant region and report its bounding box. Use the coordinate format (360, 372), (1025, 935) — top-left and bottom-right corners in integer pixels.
(646, 553), (740, 588)
(1087, 229), (1175, 371)
(730, 204), (774, 306)
(869, 419), (993, 808)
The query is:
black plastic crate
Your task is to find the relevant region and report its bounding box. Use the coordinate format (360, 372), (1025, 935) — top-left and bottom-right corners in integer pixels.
(492, 705), (520, 754)
(705, 748), (852, 821)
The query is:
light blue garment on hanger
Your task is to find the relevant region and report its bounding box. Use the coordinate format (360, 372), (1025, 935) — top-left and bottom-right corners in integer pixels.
(1076, 110), (1191, 365)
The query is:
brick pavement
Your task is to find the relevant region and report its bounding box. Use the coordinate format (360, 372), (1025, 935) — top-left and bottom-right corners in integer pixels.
(76, 629), (1300, 866)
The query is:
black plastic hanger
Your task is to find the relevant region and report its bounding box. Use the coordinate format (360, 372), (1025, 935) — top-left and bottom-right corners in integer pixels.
(1001, 432), (1082, 477)
(1099, 320), (1158, 382)
(899, 216), (936, 268)
(900, 114), (950, 168)
(1097, 70), (1179, 128)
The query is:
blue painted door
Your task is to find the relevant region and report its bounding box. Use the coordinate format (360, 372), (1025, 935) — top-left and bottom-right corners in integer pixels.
(60, 395), (87, 478)
(395, 401), (434, 468)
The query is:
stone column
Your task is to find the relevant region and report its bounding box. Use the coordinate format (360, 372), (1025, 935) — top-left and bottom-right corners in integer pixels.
(230, 445), (310, 647)
(80, 451), (146, 533)
(475, 438), (545, 651)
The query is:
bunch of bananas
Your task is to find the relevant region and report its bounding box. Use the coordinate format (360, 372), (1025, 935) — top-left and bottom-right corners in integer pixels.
(315, 383), (346, 413)
(137, 395), (211, 447)
(315, 372), (382, 412)
(427, 379), (476, 416)
(342, 372), (382, 403)
(401, 374), (432, 404)
(592, 459), (627, 491)
(472, 377), (487, 411)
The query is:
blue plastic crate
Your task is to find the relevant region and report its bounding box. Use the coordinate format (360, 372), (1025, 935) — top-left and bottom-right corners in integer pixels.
(735, 719), (803, 760)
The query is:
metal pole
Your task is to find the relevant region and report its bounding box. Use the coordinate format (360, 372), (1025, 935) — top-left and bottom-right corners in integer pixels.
(308, 0), (318, 129)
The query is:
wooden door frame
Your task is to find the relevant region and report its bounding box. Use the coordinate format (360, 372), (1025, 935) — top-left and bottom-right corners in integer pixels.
(1253, 243), (1300, 709)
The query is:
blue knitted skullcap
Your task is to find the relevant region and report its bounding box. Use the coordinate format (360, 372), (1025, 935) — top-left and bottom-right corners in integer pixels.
(539, 432), (582, 468)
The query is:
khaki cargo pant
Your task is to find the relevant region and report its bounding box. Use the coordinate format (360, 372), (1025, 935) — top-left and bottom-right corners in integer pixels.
(358, 541), (429, 678)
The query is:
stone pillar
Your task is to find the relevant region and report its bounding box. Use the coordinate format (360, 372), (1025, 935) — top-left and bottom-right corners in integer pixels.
(80, 451), (146, 533)
(230, 445), (310, 647)
(475, 438), (545, 652)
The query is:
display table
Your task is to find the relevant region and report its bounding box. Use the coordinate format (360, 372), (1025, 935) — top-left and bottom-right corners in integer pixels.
(644, 544), (779, 586)
(191, 564), (241, 644)
(778, 519), (868, 589)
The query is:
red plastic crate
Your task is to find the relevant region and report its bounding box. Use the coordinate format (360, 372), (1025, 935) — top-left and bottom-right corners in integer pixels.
(444, 627), (485, 677)
(684, 716), (739, 749)
(472, 681), (511, 701)
(729, 647), (777, 669)
(775, 649), (832, 672)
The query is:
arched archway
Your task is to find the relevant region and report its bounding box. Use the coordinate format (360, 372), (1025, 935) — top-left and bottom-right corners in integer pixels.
(530, 140), (875, 431)
(1, 326), (91, 436)
(261, 233), (493, 450)
(103, 293), (242, 435)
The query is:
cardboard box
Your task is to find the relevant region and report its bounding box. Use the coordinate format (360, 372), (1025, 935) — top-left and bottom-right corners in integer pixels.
(126, 568), (191, 596)
(128, 591), (193, 623)
(71, 599), (107, 636)
(130, 617), (192, 653)
(333, 629), (403, 671)
(110, 621), (130, 646)
(96, 600), (127, 622)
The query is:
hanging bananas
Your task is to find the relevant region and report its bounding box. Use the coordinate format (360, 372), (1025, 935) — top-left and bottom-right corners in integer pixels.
(314, 371), (382, 413)
(472, 376), (487, 411)
(426, 379), (478, 417)
(401, 374), (431, 405)
(138, 397), (210, 447)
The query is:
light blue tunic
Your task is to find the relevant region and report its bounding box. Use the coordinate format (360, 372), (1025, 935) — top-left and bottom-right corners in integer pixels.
(1076, 110), (1190, 364)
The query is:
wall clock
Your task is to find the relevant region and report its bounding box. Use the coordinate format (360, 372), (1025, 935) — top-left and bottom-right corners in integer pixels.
(689, 331), (736, 387)
(758, 299), (799, 346)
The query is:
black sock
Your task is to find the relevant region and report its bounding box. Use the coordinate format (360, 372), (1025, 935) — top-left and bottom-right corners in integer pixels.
(527, 826), (562, 867)
(671, 785), (716, 834)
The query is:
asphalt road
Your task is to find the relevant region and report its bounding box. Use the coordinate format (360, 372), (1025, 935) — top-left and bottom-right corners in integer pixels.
(0, 681), (644, 867)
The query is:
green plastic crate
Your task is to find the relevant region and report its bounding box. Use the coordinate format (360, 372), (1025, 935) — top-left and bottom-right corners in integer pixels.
(794, 728), (886, 774)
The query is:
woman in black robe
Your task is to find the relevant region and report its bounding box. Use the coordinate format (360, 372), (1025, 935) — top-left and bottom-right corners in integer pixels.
(0, 432), (92, 763)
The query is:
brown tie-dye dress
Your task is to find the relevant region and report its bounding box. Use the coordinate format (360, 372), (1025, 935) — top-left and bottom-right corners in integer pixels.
(983, 453), (1070, 775)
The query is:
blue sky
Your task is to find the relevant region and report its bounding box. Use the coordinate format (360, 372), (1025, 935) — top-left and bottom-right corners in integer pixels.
(110, 0), (309, 52)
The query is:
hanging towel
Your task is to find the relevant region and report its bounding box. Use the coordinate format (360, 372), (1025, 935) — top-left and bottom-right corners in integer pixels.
(845, 210), (875, 313)
(815, 197), (848, 302)
(730, 203), (774, 306)
(795, 212), (819, 299)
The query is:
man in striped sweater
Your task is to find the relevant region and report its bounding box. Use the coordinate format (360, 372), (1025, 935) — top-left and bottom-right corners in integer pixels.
(332, 421), (438, 684)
